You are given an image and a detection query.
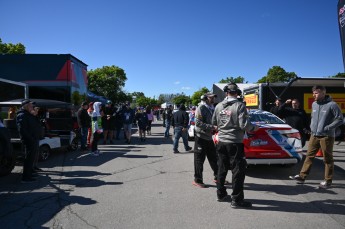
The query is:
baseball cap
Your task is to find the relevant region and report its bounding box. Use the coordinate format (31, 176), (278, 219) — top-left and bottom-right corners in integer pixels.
(205, 92), (217, 97)
(21, 99), (33, 106)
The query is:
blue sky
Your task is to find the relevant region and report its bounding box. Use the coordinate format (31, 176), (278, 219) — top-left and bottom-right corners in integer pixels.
(1, 0), (343, 98)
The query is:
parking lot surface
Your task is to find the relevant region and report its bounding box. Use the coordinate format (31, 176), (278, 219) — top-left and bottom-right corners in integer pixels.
(1, 121), (345, 228)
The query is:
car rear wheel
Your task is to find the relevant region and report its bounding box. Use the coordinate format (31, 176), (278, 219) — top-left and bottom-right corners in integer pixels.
(39, 145), (51, 161)
(69, 138), (79, 151)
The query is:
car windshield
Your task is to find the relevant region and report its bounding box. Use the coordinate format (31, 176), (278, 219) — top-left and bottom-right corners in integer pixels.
(249, 112), (285, 124)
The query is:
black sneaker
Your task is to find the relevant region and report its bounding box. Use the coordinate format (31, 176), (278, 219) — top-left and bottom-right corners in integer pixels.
(21, 178), (37, 183)
(173, 150), (180, 154)
(217, 193), (228, 202)
(185, 146), (192, 151)
(289, 175), (305, 184)
(231, 200), (252, 208)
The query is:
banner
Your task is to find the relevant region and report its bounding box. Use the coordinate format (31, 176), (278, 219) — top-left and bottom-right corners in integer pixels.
(303, 93), (345, 114)
(338, 0), (345, 70)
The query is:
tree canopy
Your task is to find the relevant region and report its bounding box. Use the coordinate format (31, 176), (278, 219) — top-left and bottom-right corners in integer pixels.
(88, 65), (127, 104)
(0, 38), (26, 54)
(257, 66), (297, 83)
(190, 87), (209, 106)
(172, 94), (191, 107)
(219, 76), (247, 84)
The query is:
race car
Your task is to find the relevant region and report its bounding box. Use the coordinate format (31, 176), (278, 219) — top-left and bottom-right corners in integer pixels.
(244, 109), (303, 165)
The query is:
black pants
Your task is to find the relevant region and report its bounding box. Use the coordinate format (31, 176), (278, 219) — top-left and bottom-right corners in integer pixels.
(216, 142), (247, 202)
(23, 142), (38, 179)
(91, 132), (100, 152)
(193, 136), (218, 183)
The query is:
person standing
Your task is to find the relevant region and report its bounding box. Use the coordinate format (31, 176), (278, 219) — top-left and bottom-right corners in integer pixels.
(290, 85), (344, 189)
(30, 105), (44, 172)
(269, 98), (283, 118)
(90, 102), (103, 156)
(146, 106), (154, 135)
(278, 98), (309, 147)
(171, 104), (192, 153)
(16, 99), (40, 183)
(122, 102), (135, 144)
(164, 105), (173, 139)
(77, 101), (91, 151)
(87, 102), (94, 148)
(135, 107), (148, 142)
(102, 100), (115, 144)
(212, 83), (259, 207)
(193, 93), (219, 188)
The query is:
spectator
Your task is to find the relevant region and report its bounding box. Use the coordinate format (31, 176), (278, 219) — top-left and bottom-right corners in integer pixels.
(269, 98), (283, 118)
(77, 101), (91, 151)
(102, 100), (115, 144)
(193, 93), (219, 188)
(16, 99), (40, 183)
(30, 104), (44, 172)
(135, 107), (148, 142)
(90, 102), (103, 156)
(278, 98), (309, 147)
(122, 102), (135, 144)
(164, 105), (173, 139)
(290, 85), (344, 189)
(146, 106), (154, 135)
(87, 102), (94, 148)
(212, 83), (259, 207)
(171, 104), (192, 153)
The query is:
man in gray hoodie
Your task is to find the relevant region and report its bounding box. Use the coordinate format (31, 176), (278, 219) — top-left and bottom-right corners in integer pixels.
(290, 85), (344, 189)
(212, 83), (259, 208)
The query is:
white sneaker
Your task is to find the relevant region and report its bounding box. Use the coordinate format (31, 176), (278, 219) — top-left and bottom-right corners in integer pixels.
(97, 150), (102, 155)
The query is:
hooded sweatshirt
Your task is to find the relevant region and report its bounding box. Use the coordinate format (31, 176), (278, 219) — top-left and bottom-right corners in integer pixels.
(212, 97), (256, 143)
(91, 102), (103, 133)
(310, 95), (343, 137)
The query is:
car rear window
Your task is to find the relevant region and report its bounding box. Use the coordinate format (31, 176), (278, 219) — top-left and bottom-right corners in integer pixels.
(249, 113), (285, 124)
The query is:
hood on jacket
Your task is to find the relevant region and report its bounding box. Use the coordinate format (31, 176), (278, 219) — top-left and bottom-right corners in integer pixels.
(316, 95), (332, 105)
(222, 97), (238, 108)
(92, 102), (102, 117)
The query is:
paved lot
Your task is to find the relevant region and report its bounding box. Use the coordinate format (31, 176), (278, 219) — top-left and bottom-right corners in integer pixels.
(1, 121), (345, 229)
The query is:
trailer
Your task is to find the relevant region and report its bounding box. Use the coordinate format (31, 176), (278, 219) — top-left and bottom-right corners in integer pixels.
(242, 77), (345, 141)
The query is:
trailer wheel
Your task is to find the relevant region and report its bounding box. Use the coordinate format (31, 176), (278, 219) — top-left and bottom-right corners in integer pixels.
(39, 145), (51, 161)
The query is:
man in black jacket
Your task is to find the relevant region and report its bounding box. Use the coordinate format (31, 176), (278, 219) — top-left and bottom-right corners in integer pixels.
(279, 99), (309, 147)
(171, 104), (192, 153)
(77, 101), (91, 150)
(16, 99), (39, 183)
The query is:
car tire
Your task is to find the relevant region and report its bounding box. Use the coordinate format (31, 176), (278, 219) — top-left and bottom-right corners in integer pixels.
(69, 138), (79, 151)
(39, 144), (51, 161)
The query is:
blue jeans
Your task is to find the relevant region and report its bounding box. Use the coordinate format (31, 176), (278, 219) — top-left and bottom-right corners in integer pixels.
(165, 121), (171, 138)
(173, 126), (189, 151)
(80, 127), (89, 149)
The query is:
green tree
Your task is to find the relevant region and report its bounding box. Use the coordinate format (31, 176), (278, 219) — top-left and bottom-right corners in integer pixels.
(88, 65), (127, 104)
(219, 76), (247, 83)
(329, 72), (345, 78)
(172, 94), (191, 107)
(0, 38), (26, 54)
(190, 87), (209, 106)
(257, 66), (297, 83)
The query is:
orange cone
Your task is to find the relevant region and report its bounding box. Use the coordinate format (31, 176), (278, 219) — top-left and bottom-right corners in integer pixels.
(316, 149), (323, 157)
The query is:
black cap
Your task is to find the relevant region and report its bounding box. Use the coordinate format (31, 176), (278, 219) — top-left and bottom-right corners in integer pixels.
(21, 99), (33, 106)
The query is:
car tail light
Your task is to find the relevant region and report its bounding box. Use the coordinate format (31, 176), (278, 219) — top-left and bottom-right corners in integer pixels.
(190, 121), (195, 125)
(284, 132), (301, 139)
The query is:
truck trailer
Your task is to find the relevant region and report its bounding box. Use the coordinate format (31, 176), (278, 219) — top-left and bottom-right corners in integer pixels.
(242, 77), (345, 141)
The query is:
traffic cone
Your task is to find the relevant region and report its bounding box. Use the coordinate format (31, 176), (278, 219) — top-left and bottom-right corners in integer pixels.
(316, 149), (323, 157)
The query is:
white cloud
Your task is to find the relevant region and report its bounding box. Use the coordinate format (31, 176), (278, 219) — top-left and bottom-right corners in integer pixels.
(174, 81), (180, 85)
(181, 86), (192, 90)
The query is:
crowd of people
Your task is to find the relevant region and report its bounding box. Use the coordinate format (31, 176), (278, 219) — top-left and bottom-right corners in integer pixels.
(5, 83), (344, 207)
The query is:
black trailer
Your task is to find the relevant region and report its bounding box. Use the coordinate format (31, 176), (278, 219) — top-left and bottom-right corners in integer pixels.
(243, 77), (345, 141)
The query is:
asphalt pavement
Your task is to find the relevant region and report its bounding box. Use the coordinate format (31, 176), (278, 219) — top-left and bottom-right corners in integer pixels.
(1, 121), (345, 229)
